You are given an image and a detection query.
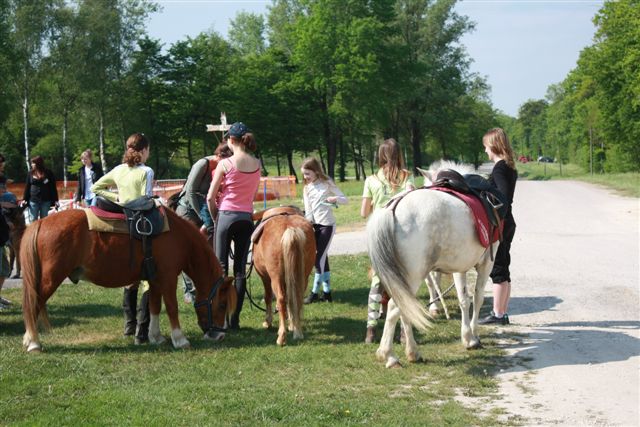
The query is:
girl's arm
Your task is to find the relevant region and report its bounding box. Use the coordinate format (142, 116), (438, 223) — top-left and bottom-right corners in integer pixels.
(23, 174), (31, 202)
(302, 186), (313, 222)
(360, 197), (372, 218)
(49, 170), (59, 202)
(206, 162), (225, 218)
(326, 182), (348, 205)
(143, 167), (154, 197)
(91, 168), (118, 202)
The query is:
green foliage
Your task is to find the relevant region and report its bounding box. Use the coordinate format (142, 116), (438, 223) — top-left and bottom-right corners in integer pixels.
(518, 0), (639, 173)
(0, 254), (509, 426)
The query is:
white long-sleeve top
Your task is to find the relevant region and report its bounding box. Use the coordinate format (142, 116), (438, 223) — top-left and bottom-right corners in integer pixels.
(303, 179), (348, 226)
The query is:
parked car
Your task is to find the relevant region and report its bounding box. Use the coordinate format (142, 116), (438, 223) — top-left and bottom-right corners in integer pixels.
(537, 156), (554, 163)
(518, 155), (529, 163)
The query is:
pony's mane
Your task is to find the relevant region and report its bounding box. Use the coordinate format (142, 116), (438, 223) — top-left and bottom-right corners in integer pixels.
(427, 160), (475, 177)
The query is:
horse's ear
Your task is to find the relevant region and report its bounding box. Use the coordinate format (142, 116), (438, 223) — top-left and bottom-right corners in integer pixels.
(224, 276), (237, 315)
(416, 167), (433, 184)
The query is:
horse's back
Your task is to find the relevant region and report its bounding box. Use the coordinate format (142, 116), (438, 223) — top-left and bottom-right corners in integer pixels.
(253, 214), (315, 278)
(392, 189), (486, 274)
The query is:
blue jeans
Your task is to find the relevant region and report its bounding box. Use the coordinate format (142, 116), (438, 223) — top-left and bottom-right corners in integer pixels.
(29, 201), (52, 222)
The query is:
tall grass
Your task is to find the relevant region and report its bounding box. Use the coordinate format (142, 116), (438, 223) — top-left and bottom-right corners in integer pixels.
(0, 254), (516, 426)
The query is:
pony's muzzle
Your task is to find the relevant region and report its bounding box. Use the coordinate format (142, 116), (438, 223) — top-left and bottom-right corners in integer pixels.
(204, 330), (225, 342)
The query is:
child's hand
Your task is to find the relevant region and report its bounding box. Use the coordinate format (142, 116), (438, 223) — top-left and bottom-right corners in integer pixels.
(326, 196), (337, 204)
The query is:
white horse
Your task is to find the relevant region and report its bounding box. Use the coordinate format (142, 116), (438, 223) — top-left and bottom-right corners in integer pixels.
(367, 161), (497, 368)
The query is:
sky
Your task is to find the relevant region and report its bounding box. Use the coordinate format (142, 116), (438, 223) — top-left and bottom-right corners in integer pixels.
(146, 0), (604, 117)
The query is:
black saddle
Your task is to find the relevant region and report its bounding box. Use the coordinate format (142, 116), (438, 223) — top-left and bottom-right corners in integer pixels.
(433, 169), (508, 227)
(95, 195), (164, 280)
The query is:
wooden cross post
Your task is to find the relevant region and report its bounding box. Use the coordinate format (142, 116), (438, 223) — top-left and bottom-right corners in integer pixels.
(206, 112), (232, 144)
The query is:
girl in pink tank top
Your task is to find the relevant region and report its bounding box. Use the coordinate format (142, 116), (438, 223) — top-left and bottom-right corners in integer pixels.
(206, 122), (260, 330)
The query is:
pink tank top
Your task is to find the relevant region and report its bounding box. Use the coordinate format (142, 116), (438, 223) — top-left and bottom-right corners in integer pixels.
(218, 158), (261, 213)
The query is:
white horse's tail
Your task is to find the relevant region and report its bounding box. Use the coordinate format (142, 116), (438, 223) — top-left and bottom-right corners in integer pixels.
(281, 227), (306, 332)
(367, 207), (431, 331)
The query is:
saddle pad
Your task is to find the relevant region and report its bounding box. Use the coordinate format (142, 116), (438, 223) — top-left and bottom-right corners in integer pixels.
(431, 187), (501, 248)
(84, 207), (170, 234)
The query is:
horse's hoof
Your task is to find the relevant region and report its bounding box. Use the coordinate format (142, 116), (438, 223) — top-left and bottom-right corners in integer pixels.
(276, 336), (286, 346)
(407, 352), (424, 363)
(466, 339), (483, 350)
(27, 342), (42, 353)
(149, 335), (167, 345)
(204, 330), (225, 342)
(262, 321), (271, 329)
(174, 341), (191, 350)
(385, 357), (402, 369)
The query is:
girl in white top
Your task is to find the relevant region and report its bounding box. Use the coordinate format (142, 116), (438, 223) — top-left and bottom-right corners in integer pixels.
(301, 157), (348, 303)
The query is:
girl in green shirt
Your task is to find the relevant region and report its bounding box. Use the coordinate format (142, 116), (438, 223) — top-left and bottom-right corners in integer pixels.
(361, 138), (414, 344)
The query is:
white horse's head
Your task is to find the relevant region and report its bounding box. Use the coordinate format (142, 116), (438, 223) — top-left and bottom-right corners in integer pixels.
(417, 160), (476, 185)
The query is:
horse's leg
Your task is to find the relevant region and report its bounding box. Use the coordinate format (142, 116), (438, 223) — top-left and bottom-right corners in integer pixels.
(274, 278), (287, 346)
(400, 309), (423, 364)
(147, 285), (167, 345)
(453, 272), (478, 349)
(262, 275), (273, 329)
(426, 272), (450, 319)
(376, 300), (401, 368)
(162, 280), (190, 349)
(23, 269), (66, 352)
(471, 256), (493, 342)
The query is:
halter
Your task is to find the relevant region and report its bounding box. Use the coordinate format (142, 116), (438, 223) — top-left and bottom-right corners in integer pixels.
(193, 276), (227, 334)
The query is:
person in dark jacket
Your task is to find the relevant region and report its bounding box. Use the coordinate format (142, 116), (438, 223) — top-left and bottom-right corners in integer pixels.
(23, 156), (59, 222)
(75, 149), (103, 207)
(479, 128), (518, 326)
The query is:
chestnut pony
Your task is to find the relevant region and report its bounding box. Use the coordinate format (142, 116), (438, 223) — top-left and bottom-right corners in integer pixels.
(21, 208), (236, 352)
(252, 207), (315, 346)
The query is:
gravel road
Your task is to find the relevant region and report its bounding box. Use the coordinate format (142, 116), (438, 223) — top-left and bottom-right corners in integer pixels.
(332, 179), (639, 426)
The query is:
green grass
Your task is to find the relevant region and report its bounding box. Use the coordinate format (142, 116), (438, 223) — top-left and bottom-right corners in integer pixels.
(517, 162), (640, 197)
(0, 254), (513, 426)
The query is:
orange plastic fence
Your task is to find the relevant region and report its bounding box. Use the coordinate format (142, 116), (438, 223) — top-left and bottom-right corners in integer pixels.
(8, 176), (297, 207)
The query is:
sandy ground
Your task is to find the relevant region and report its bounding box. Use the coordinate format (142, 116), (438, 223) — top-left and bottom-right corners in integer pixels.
(331, 180), (639, 426)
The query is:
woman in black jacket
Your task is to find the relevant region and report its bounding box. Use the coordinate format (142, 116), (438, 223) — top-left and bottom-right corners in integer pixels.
(75, 149), (103, 207)
(479, 128), (518, 326)
(23, 156), (59, 222)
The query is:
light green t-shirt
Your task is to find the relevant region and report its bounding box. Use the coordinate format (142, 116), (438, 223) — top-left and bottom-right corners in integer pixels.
(362, 169), (414, 210)
(91, 163), (154, 204)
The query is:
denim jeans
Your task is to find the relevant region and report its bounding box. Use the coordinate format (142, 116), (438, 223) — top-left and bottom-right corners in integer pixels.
(29, 201), (52, 222)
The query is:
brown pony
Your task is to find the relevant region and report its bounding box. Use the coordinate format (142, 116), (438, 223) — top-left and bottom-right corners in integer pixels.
(252, 206), (316, 346)
(21, 208), (236, 353)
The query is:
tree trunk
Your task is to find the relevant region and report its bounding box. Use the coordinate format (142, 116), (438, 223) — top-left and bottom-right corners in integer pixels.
(99, 109), (107, 172)
(410, 117), (422, 173)
(22, 85), (30, 172)
(321, 95), (336, 179)
(62, 107), (68, 186)
(287, 151), (298, 183)
(187, 134), (193, 166)
(338, 132), (345, 182)
(276, 154), (281, 176)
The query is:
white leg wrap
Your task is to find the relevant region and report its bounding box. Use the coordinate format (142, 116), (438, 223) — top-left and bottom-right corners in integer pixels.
(171, 328), (190, 349)
(148, 314), (166, 344)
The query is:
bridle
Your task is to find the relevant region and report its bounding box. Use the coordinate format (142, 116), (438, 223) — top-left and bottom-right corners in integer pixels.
(193, 276), (227, 334)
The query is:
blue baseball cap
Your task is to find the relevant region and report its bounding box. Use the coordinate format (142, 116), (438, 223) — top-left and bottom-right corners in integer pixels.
(228, 122), (249, 138)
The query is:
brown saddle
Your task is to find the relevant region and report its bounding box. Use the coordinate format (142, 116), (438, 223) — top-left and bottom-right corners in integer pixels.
(251, 206), (304, 244)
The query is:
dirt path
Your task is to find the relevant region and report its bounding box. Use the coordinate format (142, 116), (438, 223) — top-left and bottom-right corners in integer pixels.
(331, 180), (639, 426)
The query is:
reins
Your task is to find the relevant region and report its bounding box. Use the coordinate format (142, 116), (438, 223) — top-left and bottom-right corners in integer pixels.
(193, 276), (227, 334)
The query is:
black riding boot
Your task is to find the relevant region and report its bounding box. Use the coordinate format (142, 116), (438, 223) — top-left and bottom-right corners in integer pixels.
(229, 277), (246, 330)
(135, 290), (150, 345)
(122, 287), (138, 336)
